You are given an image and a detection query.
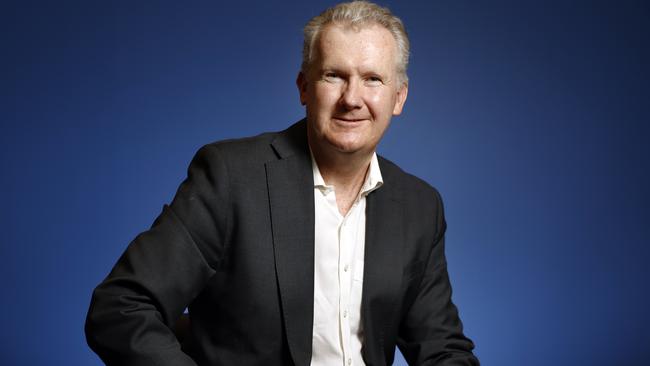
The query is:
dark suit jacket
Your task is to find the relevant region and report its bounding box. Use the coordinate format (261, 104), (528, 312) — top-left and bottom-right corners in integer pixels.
(85, 120), (478, 366)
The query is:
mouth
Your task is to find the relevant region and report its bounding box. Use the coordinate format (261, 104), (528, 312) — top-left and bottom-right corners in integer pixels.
(333, 117), (367, 123)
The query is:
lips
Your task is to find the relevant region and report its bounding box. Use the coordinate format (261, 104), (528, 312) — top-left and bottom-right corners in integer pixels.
(333, 117), (367, 123)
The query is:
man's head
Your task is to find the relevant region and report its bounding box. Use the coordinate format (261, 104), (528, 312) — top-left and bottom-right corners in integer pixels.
(301, 1), (410, 85)
(298, 1), (410, 157)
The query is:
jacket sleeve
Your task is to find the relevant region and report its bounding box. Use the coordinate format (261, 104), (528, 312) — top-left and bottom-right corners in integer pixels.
(85, 145), (230, 366)
(396, 191), (480, 366)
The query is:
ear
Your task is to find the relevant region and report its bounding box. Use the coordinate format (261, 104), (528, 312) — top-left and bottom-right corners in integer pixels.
(296, 72), (308, 106)
(392, 82), (408, 116)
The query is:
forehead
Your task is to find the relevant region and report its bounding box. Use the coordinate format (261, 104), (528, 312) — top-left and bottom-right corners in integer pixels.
(314, 23), (398, 71)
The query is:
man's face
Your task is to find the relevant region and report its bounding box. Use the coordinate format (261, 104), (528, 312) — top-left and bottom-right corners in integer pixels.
(298, 23), (408, 156)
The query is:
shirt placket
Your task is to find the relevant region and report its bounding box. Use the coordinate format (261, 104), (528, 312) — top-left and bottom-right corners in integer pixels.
(338, 200), (358, 366)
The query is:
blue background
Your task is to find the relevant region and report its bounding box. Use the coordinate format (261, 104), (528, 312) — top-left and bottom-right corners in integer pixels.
(2, 0), (648, 365)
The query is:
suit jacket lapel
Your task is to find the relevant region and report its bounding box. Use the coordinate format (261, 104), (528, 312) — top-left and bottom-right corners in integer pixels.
(265, 121), (315, 366)
(361, 162), (404, 366)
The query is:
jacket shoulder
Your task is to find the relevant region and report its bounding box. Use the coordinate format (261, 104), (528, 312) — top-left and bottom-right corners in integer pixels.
(196, 120), (307, 164)
(198, 130), (278, 162)
(377, 155), (443, 204)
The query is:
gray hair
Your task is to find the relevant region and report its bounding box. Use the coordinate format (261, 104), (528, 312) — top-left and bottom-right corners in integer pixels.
(301, 1), (410, 85)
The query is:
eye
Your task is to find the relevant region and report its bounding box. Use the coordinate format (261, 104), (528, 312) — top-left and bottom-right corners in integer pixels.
(323, 72), (341, 82)
(366, 76), (383, 86)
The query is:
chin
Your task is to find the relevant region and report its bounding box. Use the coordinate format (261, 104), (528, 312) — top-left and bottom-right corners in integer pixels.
(308, 121), (371, 154)
(326, 138), (367, 154)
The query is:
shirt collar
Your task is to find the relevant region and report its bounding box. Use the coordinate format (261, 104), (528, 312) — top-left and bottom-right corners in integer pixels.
(361, 152), (384, 196)
(310, 150), (384, 197)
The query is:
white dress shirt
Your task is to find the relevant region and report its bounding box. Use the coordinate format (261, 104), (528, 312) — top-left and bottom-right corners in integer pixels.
(310, 152), (383, 366)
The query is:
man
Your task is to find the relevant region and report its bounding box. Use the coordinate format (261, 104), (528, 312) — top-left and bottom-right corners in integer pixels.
(85, 1), (479, 365)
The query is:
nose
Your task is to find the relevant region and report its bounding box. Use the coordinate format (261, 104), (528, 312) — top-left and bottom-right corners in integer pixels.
(340, 80), (363, 110)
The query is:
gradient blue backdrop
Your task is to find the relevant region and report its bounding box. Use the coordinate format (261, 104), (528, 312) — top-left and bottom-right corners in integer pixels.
(2, 1), (649, 365)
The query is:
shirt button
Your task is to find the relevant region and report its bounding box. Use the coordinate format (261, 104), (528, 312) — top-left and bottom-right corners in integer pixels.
(347, 358), (352, 365)
(344, 265), (349, 272)
(343, 310), (348, 318)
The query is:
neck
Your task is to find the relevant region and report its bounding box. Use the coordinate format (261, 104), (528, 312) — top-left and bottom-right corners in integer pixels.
(309, 137), (373, 196)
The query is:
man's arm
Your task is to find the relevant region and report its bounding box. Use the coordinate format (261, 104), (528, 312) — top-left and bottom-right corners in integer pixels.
(397, 192), (479, 365)
(85, 145), (229, 366)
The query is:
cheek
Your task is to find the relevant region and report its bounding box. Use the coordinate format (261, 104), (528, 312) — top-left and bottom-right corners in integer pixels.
(366, 91), (396, 115)
(366, 92), (382, 104)
(312, 83), (341, 105)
